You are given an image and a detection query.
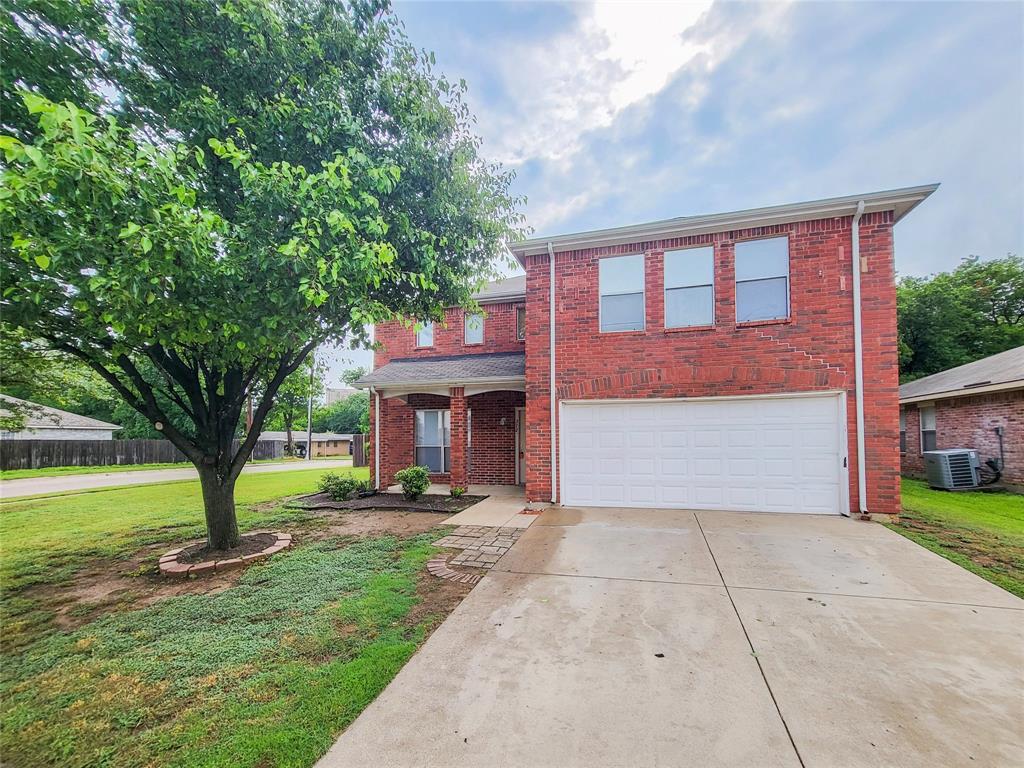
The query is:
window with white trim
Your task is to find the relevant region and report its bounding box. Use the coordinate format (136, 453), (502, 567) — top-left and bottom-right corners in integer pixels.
(414, 409), (450, 472)
(415, 321), (434, 347)
(516, 305), (526, 341)
(665, 246), (714, 328)
(464, 312), (484, 345)
(735, 236), (789, 322)
(919, 405), (936, 453)
(599, 254), (645, 332)
(899, 410), (907, 453)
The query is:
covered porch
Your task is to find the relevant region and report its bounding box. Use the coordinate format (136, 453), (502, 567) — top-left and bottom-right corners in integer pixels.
(357, 352), (527, 492)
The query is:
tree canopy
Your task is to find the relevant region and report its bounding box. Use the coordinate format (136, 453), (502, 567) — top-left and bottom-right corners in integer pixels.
(898, 255), (1024, 381)
(1, 0), (523, 548)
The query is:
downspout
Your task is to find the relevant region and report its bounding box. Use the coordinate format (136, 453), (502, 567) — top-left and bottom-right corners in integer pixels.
(851, 200), (868, 516)
(371, 386), (381, 490)
(548, 241), (558, 504)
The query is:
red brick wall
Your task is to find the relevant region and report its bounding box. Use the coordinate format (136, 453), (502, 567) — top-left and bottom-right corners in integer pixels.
(370, 390), (525, 488)
(901, 392), (1024, 487)
(524, 212), (901, 515)
(373, 300), (525, 367)
(468, 390), (525, 484)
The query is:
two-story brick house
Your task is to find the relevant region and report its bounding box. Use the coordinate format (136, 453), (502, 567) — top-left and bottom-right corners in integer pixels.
(358, 184), (937, 517)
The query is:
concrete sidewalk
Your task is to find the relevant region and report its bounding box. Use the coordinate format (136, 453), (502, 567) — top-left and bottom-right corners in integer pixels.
(317, 507), (1023, 768)
(0, 458), (353, 499)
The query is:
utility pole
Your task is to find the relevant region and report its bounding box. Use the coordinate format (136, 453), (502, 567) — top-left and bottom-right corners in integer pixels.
(305, 351), (315, 462)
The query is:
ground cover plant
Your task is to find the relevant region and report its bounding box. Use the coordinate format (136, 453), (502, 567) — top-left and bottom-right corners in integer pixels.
(0, 466), (471, 767)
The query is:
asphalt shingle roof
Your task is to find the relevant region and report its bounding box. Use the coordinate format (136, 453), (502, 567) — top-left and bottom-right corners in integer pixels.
(473, 275), (525, 302)
(357, 352), (525, 388)
(899, 345), (1024, 402)
(0, 395), (121, 431)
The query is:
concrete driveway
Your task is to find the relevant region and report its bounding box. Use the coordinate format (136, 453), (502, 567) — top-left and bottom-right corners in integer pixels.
(318, 507), (1024, 768)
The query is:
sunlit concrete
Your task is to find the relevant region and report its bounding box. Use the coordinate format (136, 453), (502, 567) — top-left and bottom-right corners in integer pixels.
(318, 506), (1023, 768)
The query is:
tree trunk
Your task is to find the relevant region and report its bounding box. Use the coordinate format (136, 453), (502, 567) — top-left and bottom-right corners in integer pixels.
(285, 415), (294, 457)
(197, 464), (240, 550)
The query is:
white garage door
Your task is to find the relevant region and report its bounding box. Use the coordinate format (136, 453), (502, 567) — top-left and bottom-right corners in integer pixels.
(560, 394), (846, 514)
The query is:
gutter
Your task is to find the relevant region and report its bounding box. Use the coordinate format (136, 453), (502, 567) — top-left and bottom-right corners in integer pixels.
(900, 380), (1024, 405)
(511, 184), (939, 260)
(354, 375), (525, 390)
(851, 200), (868, 517)
(548, 241), (557, 504)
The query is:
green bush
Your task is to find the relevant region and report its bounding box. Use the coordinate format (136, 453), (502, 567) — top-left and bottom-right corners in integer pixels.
(318, 472), (360, 501)
(449, 486), (466, 498)
(394, 465), (430, 501)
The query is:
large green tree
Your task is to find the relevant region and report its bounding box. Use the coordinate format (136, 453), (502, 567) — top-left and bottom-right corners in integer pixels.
(1, 0), (522, 549)
(312, 391), (370, 435)
(898, 255), (1024, 381)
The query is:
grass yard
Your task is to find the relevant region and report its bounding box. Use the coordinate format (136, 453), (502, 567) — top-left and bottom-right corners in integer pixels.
(0, 467), (471, 767)
(889, 478), (1024, 598)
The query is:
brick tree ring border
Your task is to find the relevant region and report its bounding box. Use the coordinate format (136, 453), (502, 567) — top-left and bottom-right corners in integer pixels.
(159, 532), (292, 577)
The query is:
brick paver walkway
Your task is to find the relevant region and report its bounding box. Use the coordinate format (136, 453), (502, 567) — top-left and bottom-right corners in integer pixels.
(433, 526), (525, 569)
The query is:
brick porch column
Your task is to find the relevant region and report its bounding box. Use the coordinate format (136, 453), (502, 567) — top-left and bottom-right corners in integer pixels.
(449, 386), (468, 489)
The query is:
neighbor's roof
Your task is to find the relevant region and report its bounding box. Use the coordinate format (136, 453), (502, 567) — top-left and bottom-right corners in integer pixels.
(356, 352), (525, 389)
(511, 184), (940, 259)
(258, 431), (354, 442)
(0, 395), (120, 431)
(473, 275), (525, 303)
(899, 346), (1024, 404)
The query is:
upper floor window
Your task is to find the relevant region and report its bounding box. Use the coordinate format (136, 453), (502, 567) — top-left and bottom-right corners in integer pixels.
(415, 321), (434, 347)
(665, 246), (714, 328)
(920, 405), (936, 453)
(735, 236), (789, 322)
(599, 254), (645, 332)
(516, 305), (526, 341)
(464, 312), (484, 345)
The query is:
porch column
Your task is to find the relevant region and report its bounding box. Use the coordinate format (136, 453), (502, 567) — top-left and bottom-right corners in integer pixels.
(449, 386), (469, 488)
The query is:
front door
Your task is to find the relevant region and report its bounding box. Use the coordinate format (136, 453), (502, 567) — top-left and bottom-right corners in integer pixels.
(515, 407), (526, 485)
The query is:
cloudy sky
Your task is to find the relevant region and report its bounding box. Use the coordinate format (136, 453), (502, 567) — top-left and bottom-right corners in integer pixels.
(325, 0), (1023, 382)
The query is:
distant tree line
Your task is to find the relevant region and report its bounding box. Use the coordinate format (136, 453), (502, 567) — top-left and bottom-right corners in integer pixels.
(898, 254), (1023, 382)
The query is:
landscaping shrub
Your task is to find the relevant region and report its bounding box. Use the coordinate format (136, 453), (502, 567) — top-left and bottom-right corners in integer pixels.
(394, 465), (430, 501)
(318, 472), (359, 501)
(450, 486), (466, 497)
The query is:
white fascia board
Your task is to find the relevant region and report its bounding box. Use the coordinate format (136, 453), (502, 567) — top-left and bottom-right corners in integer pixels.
(512, 184), (940, 259)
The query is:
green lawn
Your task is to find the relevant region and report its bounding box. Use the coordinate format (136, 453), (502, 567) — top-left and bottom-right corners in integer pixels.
(888, 479), (1024, 598)
(0, 466), (460, 767)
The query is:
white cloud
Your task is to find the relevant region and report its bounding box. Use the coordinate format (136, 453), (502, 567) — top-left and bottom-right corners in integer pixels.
(477, 1), (716, 166)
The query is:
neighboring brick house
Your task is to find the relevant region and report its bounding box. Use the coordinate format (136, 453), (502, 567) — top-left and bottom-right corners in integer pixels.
(359, 185), (937, 517)
(900, 346), (1023, 488)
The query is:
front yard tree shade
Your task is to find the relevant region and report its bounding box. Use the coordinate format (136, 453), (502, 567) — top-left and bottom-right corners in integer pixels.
(0, 0), (523, 550)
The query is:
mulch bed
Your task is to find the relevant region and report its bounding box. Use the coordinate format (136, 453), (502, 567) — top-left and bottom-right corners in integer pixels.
(293, 492), (487, 513)
(179, 532), (279, 564)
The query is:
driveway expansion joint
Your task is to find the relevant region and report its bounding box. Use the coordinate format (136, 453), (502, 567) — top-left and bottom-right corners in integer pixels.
(694, 512), (807, 768)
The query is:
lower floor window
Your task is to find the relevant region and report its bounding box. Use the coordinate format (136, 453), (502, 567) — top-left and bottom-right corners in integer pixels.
(415, 409), (450, 472)
(919, 405), (937, 452)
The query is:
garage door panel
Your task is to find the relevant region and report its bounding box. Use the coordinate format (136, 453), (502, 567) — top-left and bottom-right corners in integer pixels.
(561, 395), (844, 515)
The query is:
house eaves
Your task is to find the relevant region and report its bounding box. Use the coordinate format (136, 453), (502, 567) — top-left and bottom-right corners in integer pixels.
(511, 184), (940, 260)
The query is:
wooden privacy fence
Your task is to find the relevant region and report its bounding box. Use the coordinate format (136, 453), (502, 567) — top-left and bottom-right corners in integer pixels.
(0, 438), (284, 471)
(352, 434), (369, 467)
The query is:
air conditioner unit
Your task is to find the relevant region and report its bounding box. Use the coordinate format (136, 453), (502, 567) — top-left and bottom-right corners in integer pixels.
(922, 449), (981, 490)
